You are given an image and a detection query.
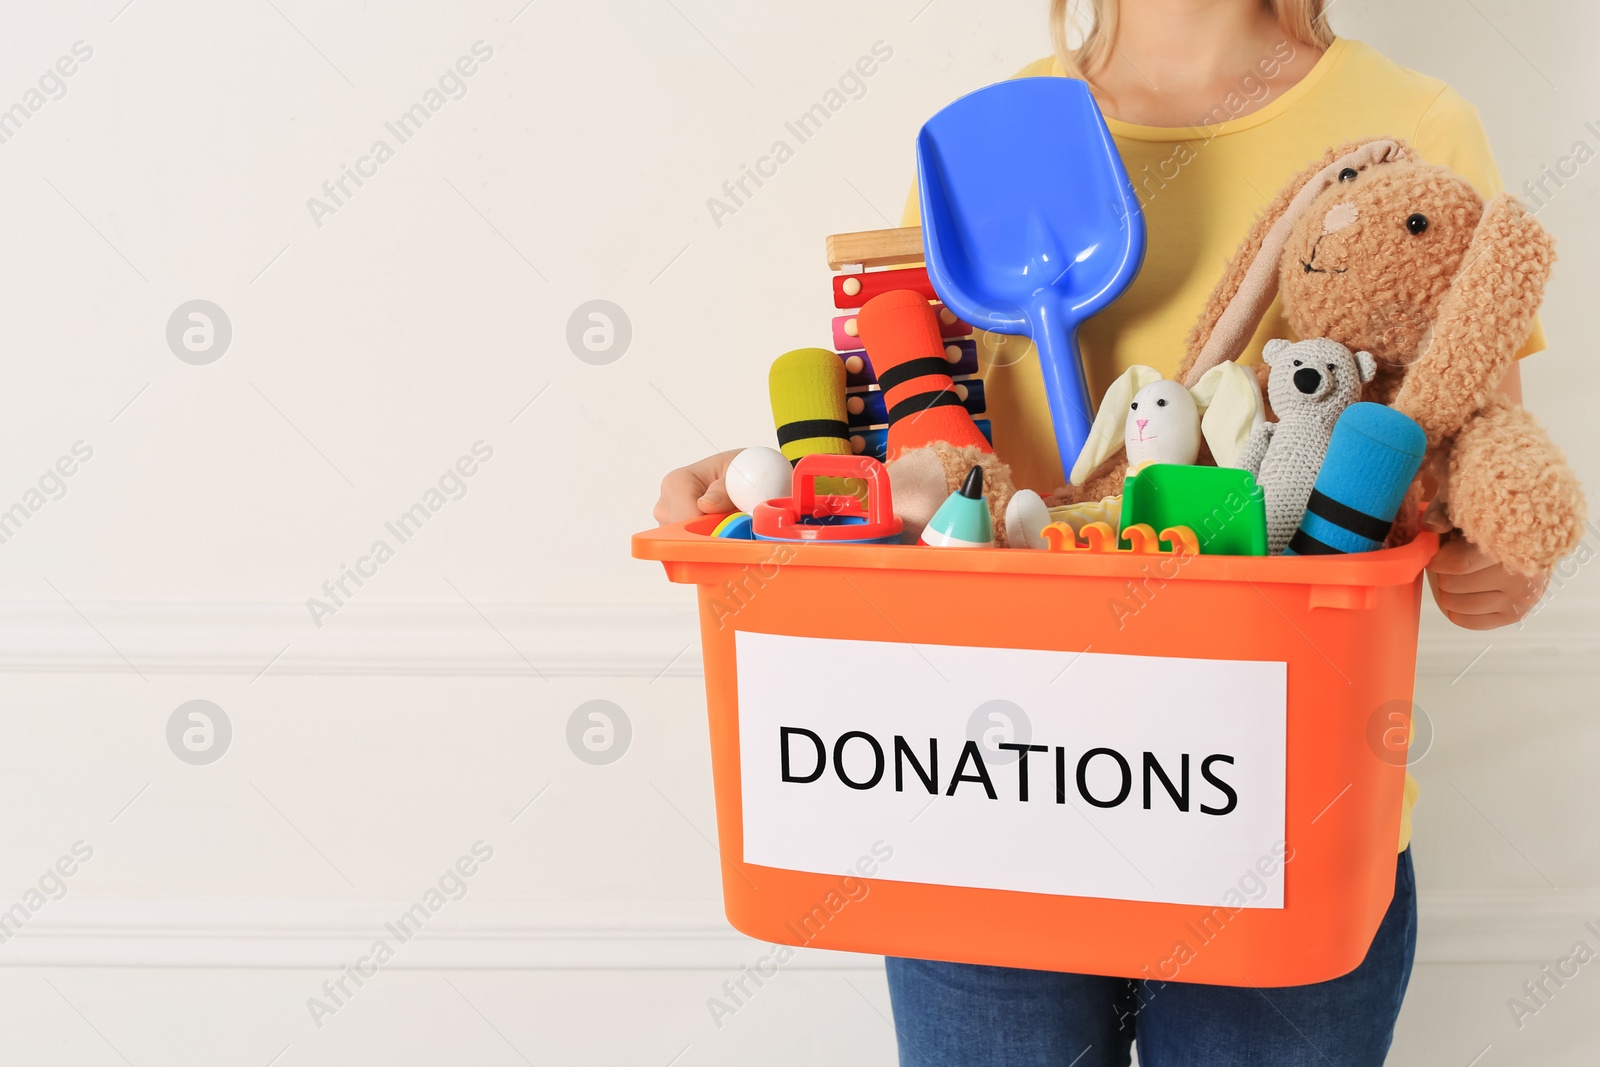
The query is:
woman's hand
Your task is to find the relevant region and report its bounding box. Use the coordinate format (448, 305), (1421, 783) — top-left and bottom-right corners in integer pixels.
(1425, 509), (1549, 630)
(653, 450), (744, 525)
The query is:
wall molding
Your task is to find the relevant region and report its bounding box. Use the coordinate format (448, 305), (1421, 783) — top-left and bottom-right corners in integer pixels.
(0, 601), (702, 679)
(1, 596), (1595, 678)
(4, 893), (1596, 969)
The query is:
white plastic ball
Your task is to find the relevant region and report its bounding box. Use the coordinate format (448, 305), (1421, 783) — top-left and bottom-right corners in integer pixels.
(725, 446), (793, 514)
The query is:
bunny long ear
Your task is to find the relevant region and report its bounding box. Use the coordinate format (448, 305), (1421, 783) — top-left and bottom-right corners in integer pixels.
(1448, 399), (1584, 575)
(1176, 139), (1410, 388)
(1070, 365), (1162, 486)
(1190, 362), (1263, 468)
(1392, 193), (1556, 445)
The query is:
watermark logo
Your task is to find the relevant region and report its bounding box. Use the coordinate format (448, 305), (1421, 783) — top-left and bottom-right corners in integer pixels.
(1365, 699), (1432, 767)
(1518, 120), (1600, 217)
(704, 41), (894, 229)
(167, 700), (231, 765)
(566, 300), (631, 365)
(965, 699), (1032, 766)
(305, 41), (495, 229)
(0, 440), (93, 548)
(1518, 519), (1598, 631)
(307, 442), (495, 628)
(0, 40), (93, 148)
(567, 700), (631, 765)
(705, 840), (892, 1029)
(305, 841), (495, 1028)
(0, 841), (94, 945)
(166, 300), (232, 365)
(1121, 838), (1294, 1025)
(708, 544), (797, 630)
(1507, 922), (1600, 1030)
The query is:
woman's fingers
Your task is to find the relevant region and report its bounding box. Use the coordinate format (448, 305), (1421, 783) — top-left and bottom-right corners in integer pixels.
(653, 470), (701, 524)
(696, 478), (733, 514)
(1430, 565), (1530, 596)
(1429, 587), (1519, 617)
(653, 450), (744, 525)
(1426, 535), (1492, 575)
(1419, 496), (1453, 534)
(1429, 555), (1546, 599)
(1425, 530), (1549, 630)
(653, 467), (712, 524)
(1440, 608), (1520, 631)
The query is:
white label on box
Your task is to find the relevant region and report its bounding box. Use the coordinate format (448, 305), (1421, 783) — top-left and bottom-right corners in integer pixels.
(736, 631), (1288, 909)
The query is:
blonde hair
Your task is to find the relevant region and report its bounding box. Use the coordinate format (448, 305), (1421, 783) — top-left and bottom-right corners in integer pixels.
(1049, 0), (1334, 81)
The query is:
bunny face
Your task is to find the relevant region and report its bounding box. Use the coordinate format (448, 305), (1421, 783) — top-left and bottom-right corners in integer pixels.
(1125, 379), (1200, 469)
(1069, 362), (1262, 486)
(1277, 161), (1485, 376)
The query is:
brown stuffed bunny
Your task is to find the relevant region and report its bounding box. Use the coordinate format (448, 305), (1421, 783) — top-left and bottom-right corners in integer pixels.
(1158, 137), (1584, 576)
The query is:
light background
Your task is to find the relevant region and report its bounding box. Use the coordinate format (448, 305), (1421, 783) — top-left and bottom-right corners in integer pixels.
(0, 0), (1596, 1064)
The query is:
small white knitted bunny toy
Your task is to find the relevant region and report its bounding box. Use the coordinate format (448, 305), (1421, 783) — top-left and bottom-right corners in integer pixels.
(1068, 361), (1263, 486)
(1001, 362), (1263, 550)
(1237, 338), (1377, 553)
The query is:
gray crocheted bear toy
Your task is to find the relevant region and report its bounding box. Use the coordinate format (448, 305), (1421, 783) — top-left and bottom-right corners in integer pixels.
(1236, 337), (1377, 553)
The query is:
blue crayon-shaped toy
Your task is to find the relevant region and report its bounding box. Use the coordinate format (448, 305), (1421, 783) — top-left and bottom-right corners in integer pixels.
(1285, 403), (1426, 556)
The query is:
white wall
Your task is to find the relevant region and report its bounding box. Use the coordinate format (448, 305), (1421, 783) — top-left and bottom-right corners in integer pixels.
(0, 1), (1596, 1064)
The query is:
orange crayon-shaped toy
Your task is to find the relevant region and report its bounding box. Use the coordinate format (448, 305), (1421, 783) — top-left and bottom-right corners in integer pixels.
(855, 289), (992, 461)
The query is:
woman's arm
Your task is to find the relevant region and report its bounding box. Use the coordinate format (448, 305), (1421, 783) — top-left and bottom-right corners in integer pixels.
(1424, 363), (1548, 629)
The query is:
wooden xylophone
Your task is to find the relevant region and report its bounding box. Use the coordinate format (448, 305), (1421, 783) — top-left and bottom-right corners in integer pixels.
(824, 226), (991, 463)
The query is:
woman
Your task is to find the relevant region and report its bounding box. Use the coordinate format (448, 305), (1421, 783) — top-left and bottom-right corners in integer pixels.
(656, 1), (1549, 1062)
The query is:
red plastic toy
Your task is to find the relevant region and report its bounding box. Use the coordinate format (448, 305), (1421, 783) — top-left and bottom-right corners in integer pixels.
(751, 454), (903, 545)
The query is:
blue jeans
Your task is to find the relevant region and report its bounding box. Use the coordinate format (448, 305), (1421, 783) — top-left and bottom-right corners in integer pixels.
(886, 849), (1416, 1066)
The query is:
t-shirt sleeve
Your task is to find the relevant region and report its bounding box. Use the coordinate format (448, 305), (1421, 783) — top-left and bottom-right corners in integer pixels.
(1412, 84), (1546, 359)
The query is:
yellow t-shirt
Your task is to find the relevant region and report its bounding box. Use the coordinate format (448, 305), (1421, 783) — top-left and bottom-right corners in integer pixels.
(901, 37), (1540, 852)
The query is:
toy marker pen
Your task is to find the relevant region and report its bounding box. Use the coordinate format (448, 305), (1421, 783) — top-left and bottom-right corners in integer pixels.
(920, 466), (994, 548)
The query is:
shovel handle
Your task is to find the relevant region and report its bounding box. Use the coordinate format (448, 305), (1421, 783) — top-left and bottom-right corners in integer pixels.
(1031, 306), (1095, 478)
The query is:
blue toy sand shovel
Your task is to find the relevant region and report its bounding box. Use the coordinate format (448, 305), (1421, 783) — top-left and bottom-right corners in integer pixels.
(917, 77), (1146, 475)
